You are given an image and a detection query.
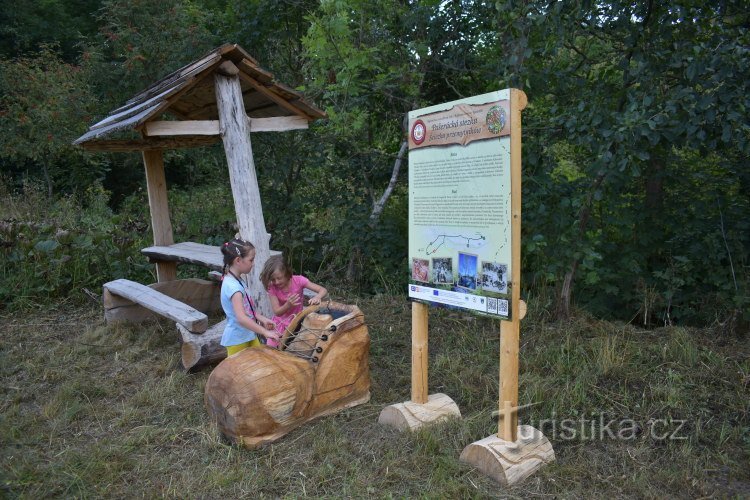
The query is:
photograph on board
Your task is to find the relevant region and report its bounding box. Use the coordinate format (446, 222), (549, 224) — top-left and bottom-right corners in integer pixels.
(431, 257), (454, 285)
(411, 258), (429, 282)
(480, 261), (508, 294)
(457, 252), (478, 290)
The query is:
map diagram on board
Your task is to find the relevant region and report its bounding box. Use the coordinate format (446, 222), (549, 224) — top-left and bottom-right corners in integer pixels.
(421, 231), (487, 255)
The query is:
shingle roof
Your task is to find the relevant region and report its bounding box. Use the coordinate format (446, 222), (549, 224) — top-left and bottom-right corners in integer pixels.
(73, 43), (326, 150)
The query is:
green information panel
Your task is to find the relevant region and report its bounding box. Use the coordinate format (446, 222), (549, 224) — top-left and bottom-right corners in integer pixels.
(408, 90), (513, 318)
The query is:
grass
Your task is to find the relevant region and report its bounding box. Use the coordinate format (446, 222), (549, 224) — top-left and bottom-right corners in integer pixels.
(1, 295), (749, 498)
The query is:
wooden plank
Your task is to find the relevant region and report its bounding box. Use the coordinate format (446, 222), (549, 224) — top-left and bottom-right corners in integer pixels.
(103, 277), (221, 312)
(142, 242), (223, 272)
(141, 117), (308, 137)
(214, 71), (274, 317)
(142, 150), (177, 282)
(249, 116), (308, 132)
(90, 52), (224, 131)
(498, 89), (527, 443)
(144, 120), (220, 137)
(235, 57), (273, 83)
(74, 103), (163, 143)
(79, 136), (221, 152)
(103, 279), (208, 333)
(74, 55), (223, 144)
(141, 242), (282, 272)
(123, 47), (231, 108)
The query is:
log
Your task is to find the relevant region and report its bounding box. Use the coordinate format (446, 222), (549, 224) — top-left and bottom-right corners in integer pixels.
(142, 150), (177, 282)
(177, 320), (226, 372)
(103, 279), (207, 333)
(459, 425), (555, 486)
(214, 66), (273, 318)
(378, 393), (461, 431)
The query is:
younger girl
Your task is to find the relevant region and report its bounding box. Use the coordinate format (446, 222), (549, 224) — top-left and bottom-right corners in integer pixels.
(260, 256), (328, 348)
(220, 239), (280, 355)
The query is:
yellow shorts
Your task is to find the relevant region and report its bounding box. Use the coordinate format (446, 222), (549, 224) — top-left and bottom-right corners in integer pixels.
(226, 337), (262, 356)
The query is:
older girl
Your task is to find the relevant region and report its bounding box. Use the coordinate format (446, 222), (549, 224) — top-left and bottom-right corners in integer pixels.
(220, 239), (280, 355)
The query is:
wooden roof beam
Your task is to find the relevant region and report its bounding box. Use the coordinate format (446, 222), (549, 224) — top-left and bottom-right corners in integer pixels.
(143, 116), (308, 138)
(237, 73), (312, 120)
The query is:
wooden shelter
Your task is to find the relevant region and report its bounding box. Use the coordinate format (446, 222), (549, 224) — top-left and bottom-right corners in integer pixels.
(73, 43), (326, 370)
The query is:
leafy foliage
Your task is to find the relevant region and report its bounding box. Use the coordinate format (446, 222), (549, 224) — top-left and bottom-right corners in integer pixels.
(0, 0), (747, 329)
(0, 46), (105, 195)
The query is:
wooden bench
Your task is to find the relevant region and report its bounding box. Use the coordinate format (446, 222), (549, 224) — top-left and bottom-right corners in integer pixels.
(103, 278), (208, 333)
(141, 241), (281, 273)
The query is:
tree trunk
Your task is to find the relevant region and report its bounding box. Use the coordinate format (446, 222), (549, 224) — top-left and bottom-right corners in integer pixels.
(555, 172), (605, 320)
(214, 62), (272, 317)
(369, 141), (408, 227)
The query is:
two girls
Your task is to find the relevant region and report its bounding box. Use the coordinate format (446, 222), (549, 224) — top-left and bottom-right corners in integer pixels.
(220, 240), (327, 355)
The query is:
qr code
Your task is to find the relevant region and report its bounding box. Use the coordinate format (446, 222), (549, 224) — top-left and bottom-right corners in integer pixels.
(486, 297), (498, 314)
(498, 299), (509, 316)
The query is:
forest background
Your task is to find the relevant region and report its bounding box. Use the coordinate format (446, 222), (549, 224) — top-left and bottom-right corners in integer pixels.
(0, 0), (748, 331)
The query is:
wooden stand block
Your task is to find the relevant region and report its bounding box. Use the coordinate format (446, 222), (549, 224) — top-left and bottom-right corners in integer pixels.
(378, 393), (461, 431)
(459, 425), (554, 486)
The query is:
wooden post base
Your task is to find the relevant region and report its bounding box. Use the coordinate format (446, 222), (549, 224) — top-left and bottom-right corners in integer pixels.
(378, 393), (461, 431)
(459, 425), (554, 486)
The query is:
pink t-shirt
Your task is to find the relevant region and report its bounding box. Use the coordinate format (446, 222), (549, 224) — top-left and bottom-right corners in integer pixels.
(267, 275), (309, 346)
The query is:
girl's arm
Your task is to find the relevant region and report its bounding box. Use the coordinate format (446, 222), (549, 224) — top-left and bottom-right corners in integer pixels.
(255, 313), (277, 331)
(231, 293), (279, 341)
(269, 291), (301, 315)
(305, 281), (328, 305)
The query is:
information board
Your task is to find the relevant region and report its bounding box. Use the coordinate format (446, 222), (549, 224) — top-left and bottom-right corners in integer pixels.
(407, 90), (514, 319)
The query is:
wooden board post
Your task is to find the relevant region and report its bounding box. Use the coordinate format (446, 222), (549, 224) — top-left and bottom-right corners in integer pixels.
(142, 150), (177, 282)
(214, 60), (273, 317)
(459, 89), (554, 486)
(379, 296), (461, 431)
(411, 301), (428, 404)
(497, 87), (526, 442)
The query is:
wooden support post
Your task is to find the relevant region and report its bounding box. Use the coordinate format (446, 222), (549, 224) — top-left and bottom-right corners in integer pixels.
(379, 300), (460, 430)
(460, 89), (554, 486)
(214, 61), (272, 317)
(142, 150), (177, 282)
(499, 319), (520, 441)
(497, 88), (526, 443)
(411, 301), (429, 404)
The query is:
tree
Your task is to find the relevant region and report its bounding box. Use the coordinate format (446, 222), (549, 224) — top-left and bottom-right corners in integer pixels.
(493, 0), (750, 325)
(0, 46), (104, 196)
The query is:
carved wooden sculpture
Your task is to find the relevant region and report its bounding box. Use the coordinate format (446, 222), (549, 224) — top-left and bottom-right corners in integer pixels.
(204, 302), (370, 448)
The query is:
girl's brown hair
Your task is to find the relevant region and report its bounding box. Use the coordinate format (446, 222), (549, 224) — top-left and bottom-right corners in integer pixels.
(260, 255), (293, 289)
(220, 238), (255, 274)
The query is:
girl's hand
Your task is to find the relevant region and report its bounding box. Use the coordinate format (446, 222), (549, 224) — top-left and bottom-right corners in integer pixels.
(309, 296), (321, 305)
(265, 329), (281, 341)
(263, 319), (276, 330)
(286, 293), (301, 308)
